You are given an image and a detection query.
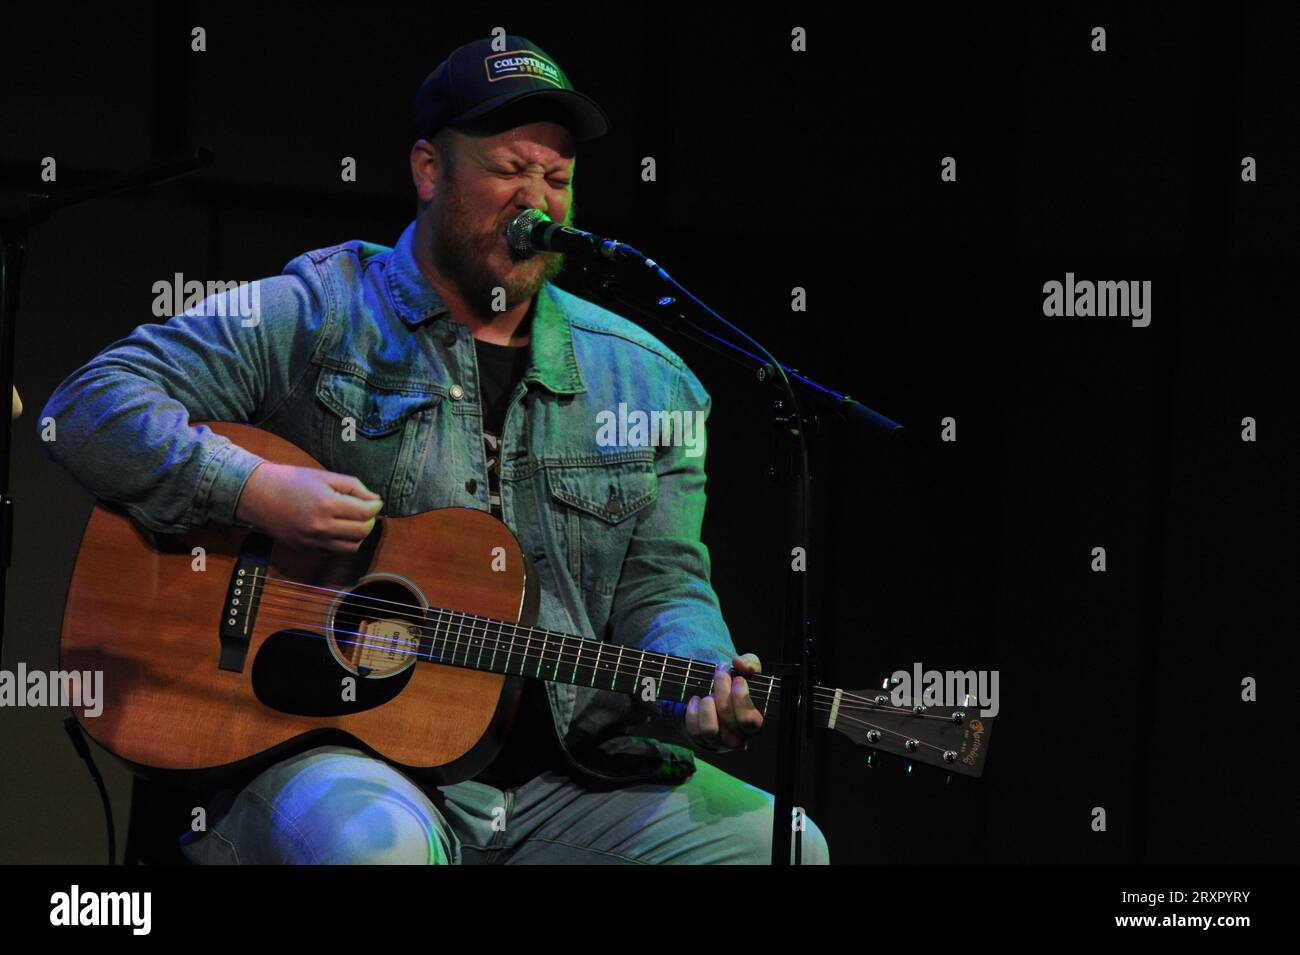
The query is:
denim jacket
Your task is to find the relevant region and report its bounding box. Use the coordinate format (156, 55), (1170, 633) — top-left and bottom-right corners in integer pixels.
(40, 220), (737, 786)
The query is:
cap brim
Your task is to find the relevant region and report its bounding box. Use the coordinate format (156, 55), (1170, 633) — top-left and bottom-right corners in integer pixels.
(450, 88), (609, 142)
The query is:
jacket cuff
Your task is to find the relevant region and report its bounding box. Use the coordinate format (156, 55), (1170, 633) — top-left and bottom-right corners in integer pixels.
(651, 698), (692, 747)
(196, 441), (266, 531)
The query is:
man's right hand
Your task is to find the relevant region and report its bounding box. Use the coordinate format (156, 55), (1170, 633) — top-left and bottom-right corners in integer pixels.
(235, 461), (384, 553)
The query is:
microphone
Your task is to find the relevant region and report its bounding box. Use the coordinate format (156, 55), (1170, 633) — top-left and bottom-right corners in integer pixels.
(505, 209), (664, 276)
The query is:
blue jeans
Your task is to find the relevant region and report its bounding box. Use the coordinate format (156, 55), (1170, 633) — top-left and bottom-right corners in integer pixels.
(178, 745), (829, 864)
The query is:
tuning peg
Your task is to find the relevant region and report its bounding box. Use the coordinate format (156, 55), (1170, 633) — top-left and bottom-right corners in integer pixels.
(905, 762), (914, 776)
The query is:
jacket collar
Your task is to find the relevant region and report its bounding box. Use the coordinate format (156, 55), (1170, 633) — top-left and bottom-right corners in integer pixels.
(388, 219), (585, 395)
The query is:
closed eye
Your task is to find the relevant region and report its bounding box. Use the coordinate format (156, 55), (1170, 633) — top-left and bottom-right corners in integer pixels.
(493, 163), (570, 182)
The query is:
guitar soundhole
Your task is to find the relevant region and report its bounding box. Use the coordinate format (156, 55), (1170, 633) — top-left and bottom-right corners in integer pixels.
(327, 576), (426, 679)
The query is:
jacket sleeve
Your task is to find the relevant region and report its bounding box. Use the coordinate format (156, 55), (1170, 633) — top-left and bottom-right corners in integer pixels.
(604, 360), (738, 744)
(38, 264), (327, 534)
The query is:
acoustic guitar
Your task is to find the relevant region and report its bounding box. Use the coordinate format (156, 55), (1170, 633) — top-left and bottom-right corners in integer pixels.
(59, 422), (992, 786)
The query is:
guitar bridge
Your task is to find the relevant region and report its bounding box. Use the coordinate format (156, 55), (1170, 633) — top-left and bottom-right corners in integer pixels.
(219, 533), (272, 672)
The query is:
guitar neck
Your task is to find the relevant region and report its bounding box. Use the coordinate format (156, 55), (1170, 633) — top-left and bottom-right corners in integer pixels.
(414, 605), (785, 714)
(374, 605), (991, 775)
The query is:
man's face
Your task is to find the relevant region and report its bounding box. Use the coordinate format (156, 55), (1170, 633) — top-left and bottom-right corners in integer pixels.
(428, 119), (576, 314)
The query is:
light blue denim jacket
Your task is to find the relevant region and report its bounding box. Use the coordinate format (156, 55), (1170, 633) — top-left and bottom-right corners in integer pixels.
(40, 220), (737, 785)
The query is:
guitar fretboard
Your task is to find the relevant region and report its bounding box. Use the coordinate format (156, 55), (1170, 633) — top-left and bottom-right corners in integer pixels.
(416, 607), (778, 712)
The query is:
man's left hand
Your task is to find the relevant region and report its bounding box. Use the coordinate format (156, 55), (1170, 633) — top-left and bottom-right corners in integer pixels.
(685, 653), (763, 752)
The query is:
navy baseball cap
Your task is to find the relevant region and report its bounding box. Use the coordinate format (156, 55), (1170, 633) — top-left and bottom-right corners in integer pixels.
(412, 36), (610, 143)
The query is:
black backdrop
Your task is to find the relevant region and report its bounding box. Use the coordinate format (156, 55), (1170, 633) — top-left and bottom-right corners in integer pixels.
(1, 2), (1294, 865)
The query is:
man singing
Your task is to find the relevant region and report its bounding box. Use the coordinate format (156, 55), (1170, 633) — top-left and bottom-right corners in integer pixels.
(40, 35), (828, 864)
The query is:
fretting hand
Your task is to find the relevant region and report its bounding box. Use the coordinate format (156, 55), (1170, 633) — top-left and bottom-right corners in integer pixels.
(684, 653), (764, 752)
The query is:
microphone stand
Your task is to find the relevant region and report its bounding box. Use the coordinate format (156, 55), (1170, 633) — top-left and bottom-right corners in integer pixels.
(0, 147), (214, 663)
(570, 253), (903, 865)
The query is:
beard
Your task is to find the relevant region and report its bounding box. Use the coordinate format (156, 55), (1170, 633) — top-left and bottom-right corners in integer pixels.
(430, 183), (571, 319)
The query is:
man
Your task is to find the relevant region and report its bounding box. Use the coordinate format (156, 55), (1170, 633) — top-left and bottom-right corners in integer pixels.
(40, 36), (828, 864)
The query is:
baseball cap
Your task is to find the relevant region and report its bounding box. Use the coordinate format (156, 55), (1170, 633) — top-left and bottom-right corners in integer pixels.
(412, 36), (610, 143)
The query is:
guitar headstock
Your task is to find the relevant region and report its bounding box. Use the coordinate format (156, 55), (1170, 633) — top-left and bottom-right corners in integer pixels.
(818, 684), (993, 778)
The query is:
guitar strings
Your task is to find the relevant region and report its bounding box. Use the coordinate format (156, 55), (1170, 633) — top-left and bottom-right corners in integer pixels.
(246, 572), (767, 688)
(225, 599), (967, 750)
(249, 605), (970, 756)
(249, 593), (778, 700)
(239, 575), (968, 721)
(245, 577), (941, 713)
(247, 573), (956, 718)
(237, 595), (963, 727)
(199, 576), (976, 752)
(249, 574), (958, 715)
(248, 591), (754, 690)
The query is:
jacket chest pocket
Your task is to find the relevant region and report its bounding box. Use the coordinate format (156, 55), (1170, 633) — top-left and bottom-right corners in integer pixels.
(315, 368), (440, 503)
(544, 456), (657, 598)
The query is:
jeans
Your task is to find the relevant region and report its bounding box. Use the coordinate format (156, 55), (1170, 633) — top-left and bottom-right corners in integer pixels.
(177, 745), (829, 865)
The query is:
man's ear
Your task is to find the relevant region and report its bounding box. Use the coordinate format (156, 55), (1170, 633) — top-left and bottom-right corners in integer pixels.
(410, 139), (439, 203)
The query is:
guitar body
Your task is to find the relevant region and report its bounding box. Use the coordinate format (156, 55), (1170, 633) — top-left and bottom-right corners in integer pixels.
(59, 422), (538, 787)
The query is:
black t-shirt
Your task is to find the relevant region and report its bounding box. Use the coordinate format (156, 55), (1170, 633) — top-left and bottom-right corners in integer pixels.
(472, 337), (564, 787)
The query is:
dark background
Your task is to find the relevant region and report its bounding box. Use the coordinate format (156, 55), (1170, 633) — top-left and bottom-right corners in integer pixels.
(1, 2), (1294, 864)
